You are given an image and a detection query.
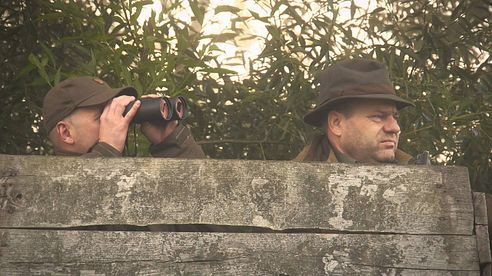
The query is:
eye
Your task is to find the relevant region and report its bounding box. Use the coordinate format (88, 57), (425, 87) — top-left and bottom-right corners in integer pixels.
(369, 115), (384, 122)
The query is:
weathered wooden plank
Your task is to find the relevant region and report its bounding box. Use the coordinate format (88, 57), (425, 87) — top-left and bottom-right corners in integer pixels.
(476, 225), (492, 267)
(473, 192), (492, 276)
(0, 154), (473, 234)
(487, 194), (492, 227)
(474, 192), (489, 226)
(0, 263), (479, 276)
(0, 230), (480, 275)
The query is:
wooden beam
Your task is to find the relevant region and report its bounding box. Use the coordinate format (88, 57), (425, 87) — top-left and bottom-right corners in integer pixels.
(473, 192), (492, 276)
(474, 192), (489, 226)
(0, 230), (479, 275)
(0, 154), (473, 235)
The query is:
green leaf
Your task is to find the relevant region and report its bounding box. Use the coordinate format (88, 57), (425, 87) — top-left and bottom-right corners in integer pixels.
(131, 0), (153, 9)
(215, 5), (241, 14)
(40, 43), (56, 67)
(41, 57), (49, 67)
(54, 67), (62, 85)
(189, 0), (204, 25)
(286, 6), (303, 23)
(371, 7), (385, 14)
(271, 0), (286, 16)
(249, 10), (269, 23)
(28, 53), (40, 67)
(180, 57), (206, 68)
(210, 32), (237, 42)
(266, 26), (282, 40)
(35, 60), (51, 88)
(208, 45), (223, 52)
(110, 23), (127, 35)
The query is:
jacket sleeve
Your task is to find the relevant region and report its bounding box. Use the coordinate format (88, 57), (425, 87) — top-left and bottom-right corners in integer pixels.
(82, 142), (122, 157)
(149, 124), (206, 159)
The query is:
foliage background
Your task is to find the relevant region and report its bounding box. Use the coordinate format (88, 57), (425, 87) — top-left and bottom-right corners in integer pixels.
(1, 0), (491, 192)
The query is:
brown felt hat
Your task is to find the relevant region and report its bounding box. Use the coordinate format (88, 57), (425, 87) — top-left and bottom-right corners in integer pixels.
(42, 76), (137, 132)
(304, 58), (414, 127)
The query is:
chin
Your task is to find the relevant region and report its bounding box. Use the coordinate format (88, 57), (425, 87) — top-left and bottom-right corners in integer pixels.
(375, 152), (396, 163)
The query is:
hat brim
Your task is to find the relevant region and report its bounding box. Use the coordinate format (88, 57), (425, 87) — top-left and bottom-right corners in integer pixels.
(78, 86), (138, 107)
(303, 93), (414, 127)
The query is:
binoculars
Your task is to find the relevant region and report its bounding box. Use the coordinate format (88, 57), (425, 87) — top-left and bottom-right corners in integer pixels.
(123, 96), (189, 124)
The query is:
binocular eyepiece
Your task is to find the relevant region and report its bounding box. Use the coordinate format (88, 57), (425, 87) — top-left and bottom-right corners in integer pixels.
(123, 96), (189, 124)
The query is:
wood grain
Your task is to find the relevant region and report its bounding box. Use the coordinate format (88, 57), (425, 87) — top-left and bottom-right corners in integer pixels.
(0, 229), (479, 275)
(0, 154), (473, 235)
(474, 192), (488, 226)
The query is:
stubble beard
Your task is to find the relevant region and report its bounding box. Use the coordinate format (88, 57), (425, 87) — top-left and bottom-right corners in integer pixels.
(373, 147), (397, 163)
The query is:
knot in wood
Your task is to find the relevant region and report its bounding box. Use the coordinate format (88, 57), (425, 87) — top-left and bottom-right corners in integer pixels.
(0, 169), (24, 213)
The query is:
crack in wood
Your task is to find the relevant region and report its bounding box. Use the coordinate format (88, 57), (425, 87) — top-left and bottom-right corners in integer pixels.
(5, 257), (249, 265)
(175, 257), (247, 264)
(0, 225), (477, 236)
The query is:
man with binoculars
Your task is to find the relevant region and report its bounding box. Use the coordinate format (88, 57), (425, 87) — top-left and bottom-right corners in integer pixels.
(42, 76), (205, 158)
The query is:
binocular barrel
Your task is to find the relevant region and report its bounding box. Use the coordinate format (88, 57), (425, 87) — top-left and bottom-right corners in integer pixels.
(123, 96), (188, 124)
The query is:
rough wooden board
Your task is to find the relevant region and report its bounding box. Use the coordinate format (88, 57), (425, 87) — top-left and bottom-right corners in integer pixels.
(476, 225), (492, 264)
(487, 194), (492, 227)
(0, 263), (480, 276)
(473, 193), (492, 276)
(0, 154), (473, 235)
(474, 193), (488, 225)
(0, 230), (479, 275)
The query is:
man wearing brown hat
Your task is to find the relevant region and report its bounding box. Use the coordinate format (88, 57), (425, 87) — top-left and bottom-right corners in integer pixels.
(296, 58), (428, 164)
(43, 76), (205, 158)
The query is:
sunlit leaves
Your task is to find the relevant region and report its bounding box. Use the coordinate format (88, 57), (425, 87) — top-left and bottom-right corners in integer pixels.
(1, 0), (491, 192)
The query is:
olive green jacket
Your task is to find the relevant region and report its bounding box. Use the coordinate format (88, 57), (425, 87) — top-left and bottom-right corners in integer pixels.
(55, 124), (205, 159)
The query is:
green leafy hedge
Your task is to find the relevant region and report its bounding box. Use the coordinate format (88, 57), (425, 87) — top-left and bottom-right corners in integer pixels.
(1, 0), (490, 192)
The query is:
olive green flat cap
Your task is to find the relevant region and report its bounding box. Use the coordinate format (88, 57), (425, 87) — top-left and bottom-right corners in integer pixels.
(42, 76), (137, 132)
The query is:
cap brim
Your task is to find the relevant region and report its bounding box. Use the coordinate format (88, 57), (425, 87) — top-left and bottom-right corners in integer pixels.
(304, 94), (414, 127)
(78, 86), (138, 107)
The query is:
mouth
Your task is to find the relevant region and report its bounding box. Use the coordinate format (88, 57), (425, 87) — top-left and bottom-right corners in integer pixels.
(380, 140), (396, 148)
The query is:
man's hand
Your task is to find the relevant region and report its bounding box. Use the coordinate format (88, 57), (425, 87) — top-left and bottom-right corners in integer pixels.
(99, 95), (140, 152)
(140, 94), (178, 145)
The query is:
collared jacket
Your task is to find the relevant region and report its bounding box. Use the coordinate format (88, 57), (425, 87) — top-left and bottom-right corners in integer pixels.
(295, 134), (429, 165)
(55, 124), (205, 159)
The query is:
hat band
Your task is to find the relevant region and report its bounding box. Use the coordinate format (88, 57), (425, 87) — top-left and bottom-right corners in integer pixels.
(320, 83), (395, 102)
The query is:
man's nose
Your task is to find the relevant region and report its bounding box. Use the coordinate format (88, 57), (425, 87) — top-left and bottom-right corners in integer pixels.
(384, 116), (401, 134)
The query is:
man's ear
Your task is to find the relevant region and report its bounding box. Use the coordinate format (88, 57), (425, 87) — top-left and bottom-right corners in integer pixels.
(55, 121), (75, 145)
(326, 111), (344, 137)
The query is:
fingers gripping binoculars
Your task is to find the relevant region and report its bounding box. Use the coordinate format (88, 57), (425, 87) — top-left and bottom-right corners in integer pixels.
(123, 96), (189, 124)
